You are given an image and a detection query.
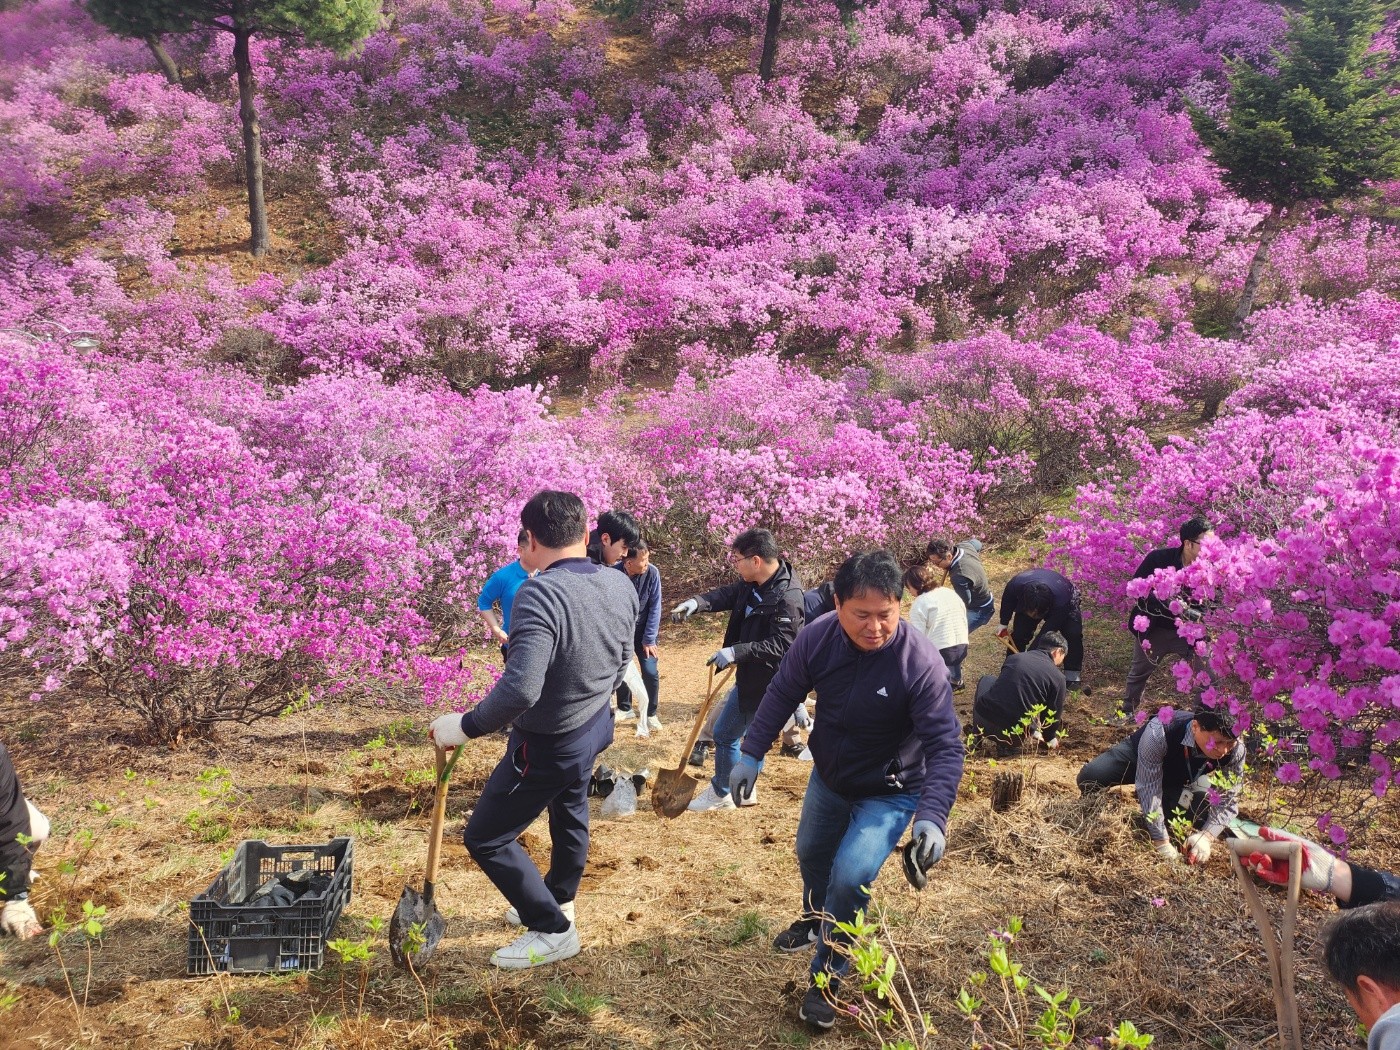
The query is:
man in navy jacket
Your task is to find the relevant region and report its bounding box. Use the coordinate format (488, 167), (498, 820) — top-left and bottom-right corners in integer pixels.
(998, 567), (1084, 689)
(730, 551), (965, 1030)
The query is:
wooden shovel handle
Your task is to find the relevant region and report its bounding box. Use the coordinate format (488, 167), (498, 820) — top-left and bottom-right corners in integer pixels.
(675, 665), (734, 769)
(1228, 839), (1303, 1050)
(423, 745), (461, 888)
(998, 632), (1019, 655)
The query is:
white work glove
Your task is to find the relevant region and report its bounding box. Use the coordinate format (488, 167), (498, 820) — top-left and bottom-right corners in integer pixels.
(1243, 826), (1337, 895)
(1184, 831), (1213, 865)
(429, 712), (467, 747)
(1, 899), (41, 939)
(707, 647), (737, 670)
(671, 598), (699, 623)
(1154, 840), (1180, 863)
(1044, 736), (1061, 750)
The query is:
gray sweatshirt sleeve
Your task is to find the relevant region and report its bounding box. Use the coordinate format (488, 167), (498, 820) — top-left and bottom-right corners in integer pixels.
(464, 584), (556, 736)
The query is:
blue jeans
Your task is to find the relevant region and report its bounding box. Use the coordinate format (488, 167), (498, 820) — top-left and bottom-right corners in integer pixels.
(710, 688), (752, 797)
(795, 768), (918, 982)
(967, 602), (994, 634)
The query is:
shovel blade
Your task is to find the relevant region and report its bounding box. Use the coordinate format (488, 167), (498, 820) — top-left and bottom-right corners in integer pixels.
(651, 767), (698, 819)
(388, 884), (447, 970)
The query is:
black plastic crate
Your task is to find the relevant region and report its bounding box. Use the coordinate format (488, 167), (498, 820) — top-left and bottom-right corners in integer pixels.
(187, 837), (353, 976)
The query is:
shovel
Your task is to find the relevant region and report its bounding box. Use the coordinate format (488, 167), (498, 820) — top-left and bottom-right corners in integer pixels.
(996, 631), (1019, 655)
(1227, 836), (1303, 1050)
(390, 744), (462, 970)
(652, 665), (734, 818)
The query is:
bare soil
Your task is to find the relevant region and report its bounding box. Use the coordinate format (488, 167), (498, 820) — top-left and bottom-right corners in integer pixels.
(0, 554), (1385, 1050)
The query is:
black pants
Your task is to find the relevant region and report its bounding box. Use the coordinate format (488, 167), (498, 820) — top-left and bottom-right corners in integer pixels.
(464, 704), (614, 933)
(1010, 608), (1083, 673)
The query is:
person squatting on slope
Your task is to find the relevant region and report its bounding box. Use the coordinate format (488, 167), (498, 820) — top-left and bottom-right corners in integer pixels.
(670, 528), (804, 811)
(904, 563), (970, 692)
(1077, 706), (1243, 865)
(477, 529), (536, 661)
(614, 540), (663, 727)
(0, 740), (50, 939)
(998, 567), (1085, 690)
(971, 632), (1069, 750)
(430, 490), (637, 969)
(1122, 516), (1214, 717)
(729, 551), (965, 1030)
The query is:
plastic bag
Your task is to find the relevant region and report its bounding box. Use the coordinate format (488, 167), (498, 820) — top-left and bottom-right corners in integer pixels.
(600, 777), (637, 818)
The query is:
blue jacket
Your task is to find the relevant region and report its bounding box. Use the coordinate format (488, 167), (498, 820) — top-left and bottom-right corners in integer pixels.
(616, 562), (662, 647)
(743, 613), (965, 829)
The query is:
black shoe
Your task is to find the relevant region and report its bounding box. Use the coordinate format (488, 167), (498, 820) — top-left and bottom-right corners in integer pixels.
(951, 678), (966, 692)
(773, 917), (819, 953)
(799, 984), (836, 1029)
(688, 743), (710, 768)
(780, 742), (805, 758)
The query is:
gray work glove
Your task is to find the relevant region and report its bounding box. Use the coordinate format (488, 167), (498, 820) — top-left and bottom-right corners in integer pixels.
(670, 598), (699, 624)
(729, 755), (763, 804)
(707, 646), (737, 670)
(911, 820), (945, 869)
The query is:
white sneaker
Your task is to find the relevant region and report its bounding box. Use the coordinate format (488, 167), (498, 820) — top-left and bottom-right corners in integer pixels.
(490, 924), (581, 969)
(687, 783), (736, 812)
(505, 900), (575, 926)
(647, 716), (663, 731)
(738, 783), (759, 807)
(616, 708), (638, 721)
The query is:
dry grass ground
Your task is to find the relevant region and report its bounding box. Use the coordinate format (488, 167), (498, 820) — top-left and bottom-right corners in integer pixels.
(0, 553), (1387, 1050)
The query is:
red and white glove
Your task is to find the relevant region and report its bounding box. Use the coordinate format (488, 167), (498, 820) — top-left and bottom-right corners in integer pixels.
(1, 899), (42, 939)
(1243, 826), (1336, 895)
(1184, 831), (1213, 865)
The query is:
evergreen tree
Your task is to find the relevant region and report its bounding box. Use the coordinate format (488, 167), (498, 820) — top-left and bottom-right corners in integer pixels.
(1191, 0), (1400, 335)
(85, 0), (382, 256)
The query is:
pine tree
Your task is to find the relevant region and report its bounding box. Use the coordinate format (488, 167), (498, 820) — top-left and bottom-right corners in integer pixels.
(1190, 0), (1400, 335)
(85, 0), (382, 256)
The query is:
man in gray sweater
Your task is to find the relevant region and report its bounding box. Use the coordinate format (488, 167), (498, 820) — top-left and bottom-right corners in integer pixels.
(431, 490), (638, 969)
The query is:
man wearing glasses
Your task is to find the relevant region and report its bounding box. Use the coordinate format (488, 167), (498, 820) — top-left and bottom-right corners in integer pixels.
(670, 528), (804, 812)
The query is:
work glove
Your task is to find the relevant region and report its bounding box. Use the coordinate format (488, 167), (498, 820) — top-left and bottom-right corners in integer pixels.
(1243, 826), (1337, 895)
(729, 754), (763, 804)
(1184, 831), (1213, 865)
(670, 598), (699, 624)
(1154, 839), (1180, 863)
(793, 702), (813, 730)
(911, 820), (945, 869)
(429, 712), (468, 748)
(1044, 736), (1061, 751)
(707, 647), (737, 670)
(996, 626), (1010, 639)
(1, 899), (41, 939)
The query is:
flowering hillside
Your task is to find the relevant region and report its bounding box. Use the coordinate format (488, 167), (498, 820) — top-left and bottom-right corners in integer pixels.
(1, 0), (1398, 830)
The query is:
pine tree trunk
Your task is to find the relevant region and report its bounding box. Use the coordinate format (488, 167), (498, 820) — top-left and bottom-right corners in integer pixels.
(232, 28), (270, 257)
(144, 34), (181, 86)
(1228, 210), (1279, 340)
(758, 0), (782, 81)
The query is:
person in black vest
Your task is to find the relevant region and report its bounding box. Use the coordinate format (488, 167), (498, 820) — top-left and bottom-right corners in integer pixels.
(924, 537), (996, 633)
(998, 568), (1084, 689)
(1123, 516), (1213, 716)
(971, 632), (1068, 749)
(1077, 706), (1243, 864)
(670, 528), (804, 811)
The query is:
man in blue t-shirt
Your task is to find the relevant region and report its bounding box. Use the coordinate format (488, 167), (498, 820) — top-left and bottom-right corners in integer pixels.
(478, 530), (536, 660)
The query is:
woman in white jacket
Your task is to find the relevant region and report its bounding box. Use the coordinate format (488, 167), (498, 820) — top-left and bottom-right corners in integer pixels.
(904, 564), (971, 690)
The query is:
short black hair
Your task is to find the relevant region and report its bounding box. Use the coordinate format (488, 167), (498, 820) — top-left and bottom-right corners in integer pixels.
(521, 490), (587, 549)
(516, 528), (529, 545)
(1180, 516), (1212, 543)
(1193, 705), (1238, 740)
(925, 537), (954, 560)
(1032, 631), (1068, 653)
(597, 509), (641, 546)
(626, 538), (650, 558)
(1019, 582), (1054, 617)
(834, 551), (904, 603)
(732, 528), (781, 562)
(1324, 902), (1400, 992)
